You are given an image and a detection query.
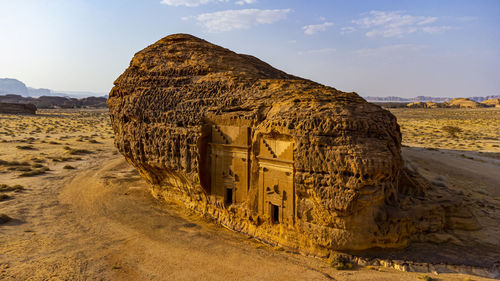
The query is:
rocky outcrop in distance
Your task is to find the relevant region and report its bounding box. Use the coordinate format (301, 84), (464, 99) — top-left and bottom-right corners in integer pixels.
(0, 94), (107, 109)
(481, 98), (500, 107)
(406, 101), (439, 108)
(444, 98), (484, 108)
(0, 102), (36, 114)
(108, 34), (480, 255)
(403, 98), (500, 109)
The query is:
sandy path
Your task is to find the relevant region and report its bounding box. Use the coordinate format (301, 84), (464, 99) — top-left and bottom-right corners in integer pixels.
(0, 148), (496, 280)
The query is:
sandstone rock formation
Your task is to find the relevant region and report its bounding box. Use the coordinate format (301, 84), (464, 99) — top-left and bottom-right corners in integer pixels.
(481, 98), (500, 107)
(108, 34), (478, 254)
(406, 101), (439, 108)
(425, 101), (438, 108)
(445, 98), (484, 108)
(0, 102), (36, 114)
(407, 102), (426, 108)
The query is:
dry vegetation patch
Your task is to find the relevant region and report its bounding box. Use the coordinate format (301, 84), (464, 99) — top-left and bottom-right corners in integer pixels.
(391, 108), (500, 152)
(0, 109), (114, 178)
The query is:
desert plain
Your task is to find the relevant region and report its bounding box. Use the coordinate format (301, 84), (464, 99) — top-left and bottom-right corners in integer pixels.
(0, 107), (499, 280)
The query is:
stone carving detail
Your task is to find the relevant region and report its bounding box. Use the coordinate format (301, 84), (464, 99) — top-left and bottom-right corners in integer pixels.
(258, 138), (294, 224)
(107, 34), (479, 254)
(209, 124), (250, 205)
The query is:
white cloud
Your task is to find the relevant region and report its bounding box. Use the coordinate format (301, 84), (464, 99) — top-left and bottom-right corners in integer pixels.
(353, 10), (446, 38)
(160, 0), (229, 7)
(190, 9), (291, 32)
(340, 26), (356, 35)
(235, 0), (256, 5)
(302, 22), (333, 35)
(298, 48), (336, 55)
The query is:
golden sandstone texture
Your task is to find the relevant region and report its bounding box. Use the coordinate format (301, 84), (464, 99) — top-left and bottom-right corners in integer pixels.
(107, 34), (478, 255)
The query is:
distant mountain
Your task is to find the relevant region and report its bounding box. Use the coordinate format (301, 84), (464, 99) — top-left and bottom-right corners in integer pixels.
(0, 78), (28, 95)
(27, 87), (51, 96)
(468, 95), (500, 102)
(0, 94), (107, 109)
(364, 95), (499, 103)
(0, 78), (105, 98)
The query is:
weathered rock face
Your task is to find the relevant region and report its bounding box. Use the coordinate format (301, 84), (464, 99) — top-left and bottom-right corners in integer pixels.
(0, 102), (36, 114)
(108, 34), (477, 254)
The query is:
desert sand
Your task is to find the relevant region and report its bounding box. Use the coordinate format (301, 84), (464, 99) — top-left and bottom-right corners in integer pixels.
(0, 108), (499, 280)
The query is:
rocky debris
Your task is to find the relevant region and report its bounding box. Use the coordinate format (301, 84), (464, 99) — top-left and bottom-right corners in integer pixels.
(481, 98), (500, 107)
(0, 94), (107, 109)
(108, 34), (480, 254)
(0, 102), (36, 114)
(444, 98), (484, 108)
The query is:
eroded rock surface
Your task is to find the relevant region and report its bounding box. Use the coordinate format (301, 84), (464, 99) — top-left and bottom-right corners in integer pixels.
(108, 34), (478, 254)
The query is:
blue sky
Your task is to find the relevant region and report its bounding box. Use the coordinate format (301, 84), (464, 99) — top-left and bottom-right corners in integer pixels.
(0, 0), (499, 97)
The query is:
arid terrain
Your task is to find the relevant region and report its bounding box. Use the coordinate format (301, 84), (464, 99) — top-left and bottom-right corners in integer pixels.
(392, 108), (500, 153)
(0, 108), (499, 280)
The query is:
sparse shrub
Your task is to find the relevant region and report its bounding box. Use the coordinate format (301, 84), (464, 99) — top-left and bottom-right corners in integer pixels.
(8, 166), (32, 172)
(19, 168), (48, 177)
(16, 145), (35, 150)
(329, 254), (353, 270)
(31, 157), (46, 163)
(442, 126), (462, 138)
(63, 165), (76, 170)
(63, 146), (92, 155)
(418, 275), (438, 281)
(0, 194), (10, 201)
(0, 214), (12, 224)
(69, 149), (92, 155)
(0, 184), (24, 192)
(0, 160), (30, 166)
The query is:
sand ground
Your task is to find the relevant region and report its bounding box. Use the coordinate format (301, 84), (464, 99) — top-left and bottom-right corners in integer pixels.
(0, 109), (499, 280)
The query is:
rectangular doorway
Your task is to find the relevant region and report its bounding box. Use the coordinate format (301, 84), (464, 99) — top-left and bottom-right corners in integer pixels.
(271, 204), (280, 224)
(225, 188), (233, 205)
